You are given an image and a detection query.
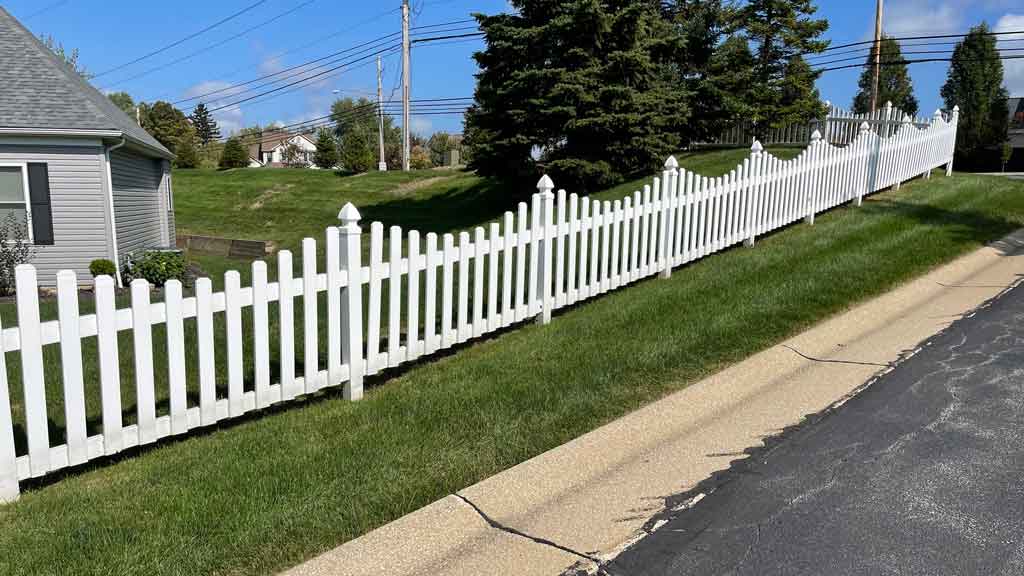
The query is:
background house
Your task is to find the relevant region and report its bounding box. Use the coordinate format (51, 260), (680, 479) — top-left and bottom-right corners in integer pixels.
(0, 7), (175, 287)
(1008, 97), (1023, 171)
(247, 132), (318, 168)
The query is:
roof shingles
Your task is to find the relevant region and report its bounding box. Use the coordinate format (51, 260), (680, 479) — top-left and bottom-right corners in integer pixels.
(0, 7), (171, 157)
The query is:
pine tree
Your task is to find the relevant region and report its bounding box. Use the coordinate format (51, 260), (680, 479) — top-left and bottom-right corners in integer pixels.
(851, 36), (918, 116)
(465, 0), (691, 191)
(734, 0), (829, 136)
(941, 23), (1009, 171)
(189, 103), (221, 146)
(339, 123), (375, 173)
(218, 138), (249, 170)
(706, 35), (757, 126)
(313, 129), (339, 169)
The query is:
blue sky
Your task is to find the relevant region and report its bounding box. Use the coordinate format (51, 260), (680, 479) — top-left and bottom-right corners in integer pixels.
(8, 0), (1023, 136)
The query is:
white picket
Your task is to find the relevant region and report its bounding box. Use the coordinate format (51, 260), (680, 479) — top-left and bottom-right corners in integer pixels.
(15, 266), (48, 475)
(567, 195), (579, 303)
(528, 195), (541, 317)
(302, 238), (320, 387)
(277, 250), (296, 401)
(326, 227), (341, 385)
(555, 189), (567, 307)
(486, 223), (499, 331)
(224, 272), (244, 417)
(56, 271), (86, 465)
(515, 202), (528, 321)
(408, 229), (422, 358)
(366, 224), (383, 373)
(611, 200), (622, 287)
(425, 232), (439, 350)
(457, 230), (471, 342)
(252, 261), (271, 407)
(130, 279), (157, 443)
(195, 277), (217, 426)
(472, 227), (485, 336)
(578, 197), (591, 297)
(441, 233), (455, 347)
(0, 312), (15, 502)
(600, 200), (611, 293)
(164, 279), (188, 433)
(389, 225), (403, 364)
(501, 213), (514, 326)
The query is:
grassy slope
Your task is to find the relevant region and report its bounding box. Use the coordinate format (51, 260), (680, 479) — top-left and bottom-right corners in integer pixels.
(2, 170), (1023, 575)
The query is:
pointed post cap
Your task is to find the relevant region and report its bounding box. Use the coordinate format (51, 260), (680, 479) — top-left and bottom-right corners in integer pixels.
(952, 104), (960, 113)
(933, 108), (944, 120)
(859, 121), (871, 132)
(664, 155), (679, 170)
(903, 114), (912, 123)
(750, 139), (764, 154)
(810, 129), (822, 142)
(536, 174), (555, 196)
(338, 202), (361, 225)
(885, 100), (892, 108)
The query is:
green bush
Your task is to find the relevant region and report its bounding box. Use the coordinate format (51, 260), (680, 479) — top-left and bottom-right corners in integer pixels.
(124, 250), (186, 286)
(88, 258), (117, 277)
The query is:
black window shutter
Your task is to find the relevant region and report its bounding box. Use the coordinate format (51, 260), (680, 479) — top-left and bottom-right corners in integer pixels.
(27, 163), (54, 246)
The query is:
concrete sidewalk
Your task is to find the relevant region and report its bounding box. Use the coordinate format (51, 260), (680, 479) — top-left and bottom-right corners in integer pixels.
(283, 231), (1024, 576)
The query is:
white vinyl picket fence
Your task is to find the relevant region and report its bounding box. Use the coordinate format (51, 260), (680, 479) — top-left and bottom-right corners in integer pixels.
(0, 106), (959, 502)
(698, 101), (935, 148)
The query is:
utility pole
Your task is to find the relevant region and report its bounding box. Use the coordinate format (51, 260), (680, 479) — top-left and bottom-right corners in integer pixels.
(870, 0), (883, 112)
(377, 56), (387, 171)
(401, 0), (411, 171)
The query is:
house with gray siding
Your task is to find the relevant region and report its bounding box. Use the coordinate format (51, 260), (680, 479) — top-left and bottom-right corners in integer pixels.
(0, 7), (174, 287)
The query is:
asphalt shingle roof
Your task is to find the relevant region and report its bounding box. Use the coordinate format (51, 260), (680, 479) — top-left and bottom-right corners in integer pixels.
(0, 6), (171, 157)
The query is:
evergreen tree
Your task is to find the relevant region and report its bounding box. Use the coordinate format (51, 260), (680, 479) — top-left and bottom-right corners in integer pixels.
(428, 132), (453, 166)
(188, 103), (221, 146)
(465, 0), (691, 191)
(218, 137), (249, 170)
(173, 131), (199, 169)
(851, 36), (918, 116)
(313, 129), (339, 169)
(339, 123), (375, 173)
(665, 0), (740, 142)
(734, 0), (829, 136)
(941, 23), (1009, 171)
(331, 97), (397, 169)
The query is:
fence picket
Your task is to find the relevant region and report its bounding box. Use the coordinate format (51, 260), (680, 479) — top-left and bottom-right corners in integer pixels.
(366, 224), (383, 374)
(15, 266), (48, 475)
(302, 238), (320, 387)
(486, 223), (499, 331)
(278, 250), (296, 401)
(389, 225), (404, 364)
(130, 279), (157, 443)
(408, 230), (422, 358)
(567, 195), (579, 302)
(164, 279), (188, 433)
(326, 227), (341, 384)
(195, 277), (217, 426)
(501, 214), (513, 326)
(441, 233), (455, 347)
(56, 271), (87, 465)
(0, 312), (15, 502)
(252, 262), (271, 406)
(457, 231), (471, 342)
(425, 232), (439, 350)
(224, 272), (244, 417)
(472, 227), (485, 336)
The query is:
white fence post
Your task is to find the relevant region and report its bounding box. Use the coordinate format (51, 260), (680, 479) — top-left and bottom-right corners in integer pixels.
(0, 310), (17, 503)
(857, 121), (871, 206)
(537, 174), (555, 325)
(946, 105), (959, 176)
(746, 140), (762, 246)
(660, 156), (678, 278)
(805, 130), (821, 224)
(338, 203), (364, 401)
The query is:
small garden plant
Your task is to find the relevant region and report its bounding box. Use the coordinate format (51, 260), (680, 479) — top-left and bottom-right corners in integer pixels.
(124, 250), (186, 286)
(0, 212), (35, 296)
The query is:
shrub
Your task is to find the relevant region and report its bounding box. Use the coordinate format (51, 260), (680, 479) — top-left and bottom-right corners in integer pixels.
(0, 211), (35, 296)
(124, 250), (186, 286)
(89, 258), (117, 277)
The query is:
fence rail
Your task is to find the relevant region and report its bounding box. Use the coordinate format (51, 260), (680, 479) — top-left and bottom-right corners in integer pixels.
(0, 106), (959, 502)
(697, 101), (937, 148)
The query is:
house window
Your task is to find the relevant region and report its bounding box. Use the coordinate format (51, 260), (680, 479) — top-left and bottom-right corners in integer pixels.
(0, 165), (30, 239)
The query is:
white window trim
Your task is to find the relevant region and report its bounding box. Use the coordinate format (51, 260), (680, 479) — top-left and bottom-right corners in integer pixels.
(0, 162), (33, 243)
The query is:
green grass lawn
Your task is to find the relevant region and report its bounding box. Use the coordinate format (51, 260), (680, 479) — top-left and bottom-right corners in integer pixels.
(2, 169), (1023, 576)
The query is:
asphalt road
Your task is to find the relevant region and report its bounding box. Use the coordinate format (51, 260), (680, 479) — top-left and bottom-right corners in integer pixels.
(607, 281), (1024, 575)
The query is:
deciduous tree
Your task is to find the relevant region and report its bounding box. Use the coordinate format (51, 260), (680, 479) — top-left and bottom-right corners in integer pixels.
(139, 101), (191, 154)
(108, 92), (137, 118)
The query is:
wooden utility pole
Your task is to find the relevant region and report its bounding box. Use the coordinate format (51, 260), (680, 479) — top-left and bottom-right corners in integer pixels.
(401, 0), (411, 171)
(870, 0), (883, 112)
(377, 56), (387, 171)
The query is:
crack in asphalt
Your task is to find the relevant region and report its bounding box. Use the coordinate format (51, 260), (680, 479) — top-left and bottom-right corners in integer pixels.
(781, 344), (893, 368)
(452, 493), (610, 569)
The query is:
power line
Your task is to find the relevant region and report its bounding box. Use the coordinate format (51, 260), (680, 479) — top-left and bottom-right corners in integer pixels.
(411, 32), (484, 44)
(812, 46), (1024, 68)
(100, 0), (320, 90)
(174, 32), (402, 106)
(93, 0), (270, 79)
(815, 53), (1024, 73)
(805, 28), (1024, 56)
(170, 18), (478, 107)
(807, 37), (1024, 63)
(22, 0), (71, 20)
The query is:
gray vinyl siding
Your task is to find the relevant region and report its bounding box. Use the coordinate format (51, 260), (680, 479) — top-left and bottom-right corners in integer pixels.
(111, 148), (171, 262)
(0, 144), (112, 286)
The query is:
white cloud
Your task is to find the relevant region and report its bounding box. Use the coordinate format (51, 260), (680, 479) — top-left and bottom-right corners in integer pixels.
(885, 0), (961, 36)
(995, 14), (1024, 96)
(410, 115), (433, 136)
